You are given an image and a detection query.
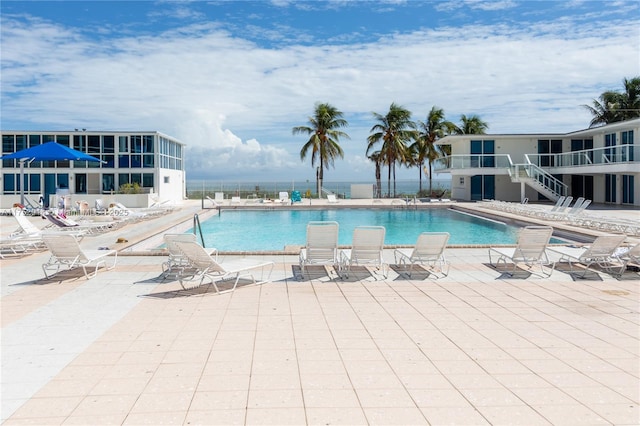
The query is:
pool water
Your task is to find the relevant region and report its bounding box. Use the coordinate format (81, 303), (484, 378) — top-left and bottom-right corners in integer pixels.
(191, 208), (540, 251)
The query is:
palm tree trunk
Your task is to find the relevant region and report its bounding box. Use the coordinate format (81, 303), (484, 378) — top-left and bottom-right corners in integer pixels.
(428, 162), (433, 195)
(387, 166), (391, 197)
(418, 163), (423, 194)
(392, 162), (397, 197)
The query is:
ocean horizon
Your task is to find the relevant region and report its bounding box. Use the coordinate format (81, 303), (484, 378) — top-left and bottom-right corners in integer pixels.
(186, 179), (452, 198)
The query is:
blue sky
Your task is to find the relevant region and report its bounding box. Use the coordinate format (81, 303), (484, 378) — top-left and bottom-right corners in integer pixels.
(1, 1), (639, 182)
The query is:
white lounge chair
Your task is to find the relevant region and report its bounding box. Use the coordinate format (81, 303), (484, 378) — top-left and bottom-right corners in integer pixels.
(175, 241), (274, 293)
(42, 211), (113, 234)
(327, 194), (339, 204)
(94, 198), (108, 215)
(10, 207), (45, 237)
(489, 226), (555, 277)
(339, 226), (387, 279)
(545, 197), (590, 221)
(548, 234), (627, 278)
(532, 196), (573, 218)
(230, 196), (241, 205)
(206, 196), (222, 208)
(161, 233), (217, 279)
(108, 202), (148, 220)
(277, 192), (291, 205)
(11, 207), (85, 239)
(298, 221), (340, 278)
(42, 234), (117, 279)
(394, 232), (450, 278)
(0, 236), (45, 258)
(215, 192), (225, 204)
(615, 244), (640, 274)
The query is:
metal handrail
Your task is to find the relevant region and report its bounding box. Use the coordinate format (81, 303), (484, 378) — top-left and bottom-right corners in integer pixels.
(520, 163), (568, 197)
(193, 213), (206, 247)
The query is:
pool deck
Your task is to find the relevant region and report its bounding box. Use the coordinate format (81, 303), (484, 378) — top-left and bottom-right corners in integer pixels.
(1, 200), (639, 425)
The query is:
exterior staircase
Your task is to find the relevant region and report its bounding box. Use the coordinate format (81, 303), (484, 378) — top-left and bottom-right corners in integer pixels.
(509, 163), (567, 201)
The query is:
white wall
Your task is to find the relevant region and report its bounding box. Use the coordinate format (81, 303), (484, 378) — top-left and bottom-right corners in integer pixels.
(157, 168), (185, 202)
(350, 184), (374, 199)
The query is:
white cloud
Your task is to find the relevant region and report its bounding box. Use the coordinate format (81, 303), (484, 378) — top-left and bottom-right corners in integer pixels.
(1, 10), (638, 183)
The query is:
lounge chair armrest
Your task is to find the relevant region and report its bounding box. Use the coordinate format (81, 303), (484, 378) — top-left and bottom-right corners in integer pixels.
(394, 249), (411, 265)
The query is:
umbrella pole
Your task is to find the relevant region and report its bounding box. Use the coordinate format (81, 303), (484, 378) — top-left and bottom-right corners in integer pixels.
(19, 159), (25, 206)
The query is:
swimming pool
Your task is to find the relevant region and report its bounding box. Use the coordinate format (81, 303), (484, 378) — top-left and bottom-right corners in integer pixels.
(190, 208), (537, 251)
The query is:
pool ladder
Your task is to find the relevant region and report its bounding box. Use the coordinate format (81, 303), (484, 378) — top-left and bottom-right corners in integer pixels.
(193, 213), (206, 247)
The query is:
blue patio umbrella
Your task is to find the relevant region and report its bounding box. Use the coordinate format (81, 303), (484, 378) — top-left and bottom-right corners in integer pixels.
(0, 142), (102, 205)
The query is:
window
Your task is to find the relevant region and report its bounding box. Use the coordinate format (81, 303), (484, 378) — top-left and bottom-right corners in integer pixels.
(118, 173), (130, 187)
(143, 135), (154, 153)
(622, 175), (635, 204)
(73, 135), (86, 151)
(102, 155), (115, 168)
(131, 135), (142, 153)
(88, 135), (101, 153)
(538, 139), (562, 166)
(102, 174), (115, 192)
(29, 134), (41, 148)
(605, 133), (617, 161)
(470, 140), (495, 167)
(75, 173), (87, 194)
(605, 174), (616, 203)
(103, 135), (115, 153)
(29, 174), (41, 193)
(143, 155), (154, 168)
(118, 155), (130, 168)
(143, 173), (154, 188)
(2, 134), (14, 152)
(3, 174), (15, 192)
(118, 136), (129, 153)
(130, 155), (141, 168)
(158, 137), (183, 171)
(57, 135), (70, 147)
(621, 130), (634, 162)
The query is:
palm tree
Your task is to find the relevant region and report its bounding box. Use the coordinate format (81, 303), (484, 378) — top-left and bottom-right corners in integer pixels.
(584, 76), (640, 127)
(293, 103), (349, 197)
(413, 107), (456, 195)
(366, 103), (416, 197)
(368, 151), (383, 198)
(456, 114), (489, 135)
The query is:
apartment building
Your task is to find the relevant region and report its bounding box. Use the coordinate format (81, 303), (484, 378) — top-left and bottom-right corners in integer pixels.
(0, 130), (186, 208)
(435, 118), (639, 206)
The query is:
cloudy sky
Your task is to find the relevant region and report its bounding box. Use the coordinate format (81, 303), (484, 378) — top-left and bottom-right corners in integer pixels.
(1, 0), (638, 182)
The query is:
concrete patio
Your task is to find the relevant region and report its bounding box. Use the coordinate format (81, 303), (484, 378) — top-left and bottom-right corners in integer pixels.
(1, 201), (639, 425)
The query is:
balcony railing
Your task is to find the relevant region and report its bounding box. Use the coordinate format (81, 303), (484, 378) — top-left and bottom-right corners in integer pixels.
(525, 144), (638, 168)
(434, 154), (513, 171)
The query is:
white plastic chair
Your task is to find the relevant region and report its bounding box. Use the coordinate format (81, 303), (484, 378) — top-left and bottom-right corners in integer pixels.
(175, 241), (273, 293)
(161, 233), (217, 280)
(394, 232), (450, 278)
(548, 234), (627, 278)
(42, 234), (117, 279)
(298, 221), (339, 278)
(489, 226), (555, 277)
(339, 226), (387, 279)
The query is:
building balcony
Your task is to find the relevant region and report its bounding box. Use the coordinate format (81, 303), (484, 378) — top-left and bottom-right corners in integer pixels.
(434, 154), (513, 175)
(525, 144), (639, 174)
(435, 145), (639, 176)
